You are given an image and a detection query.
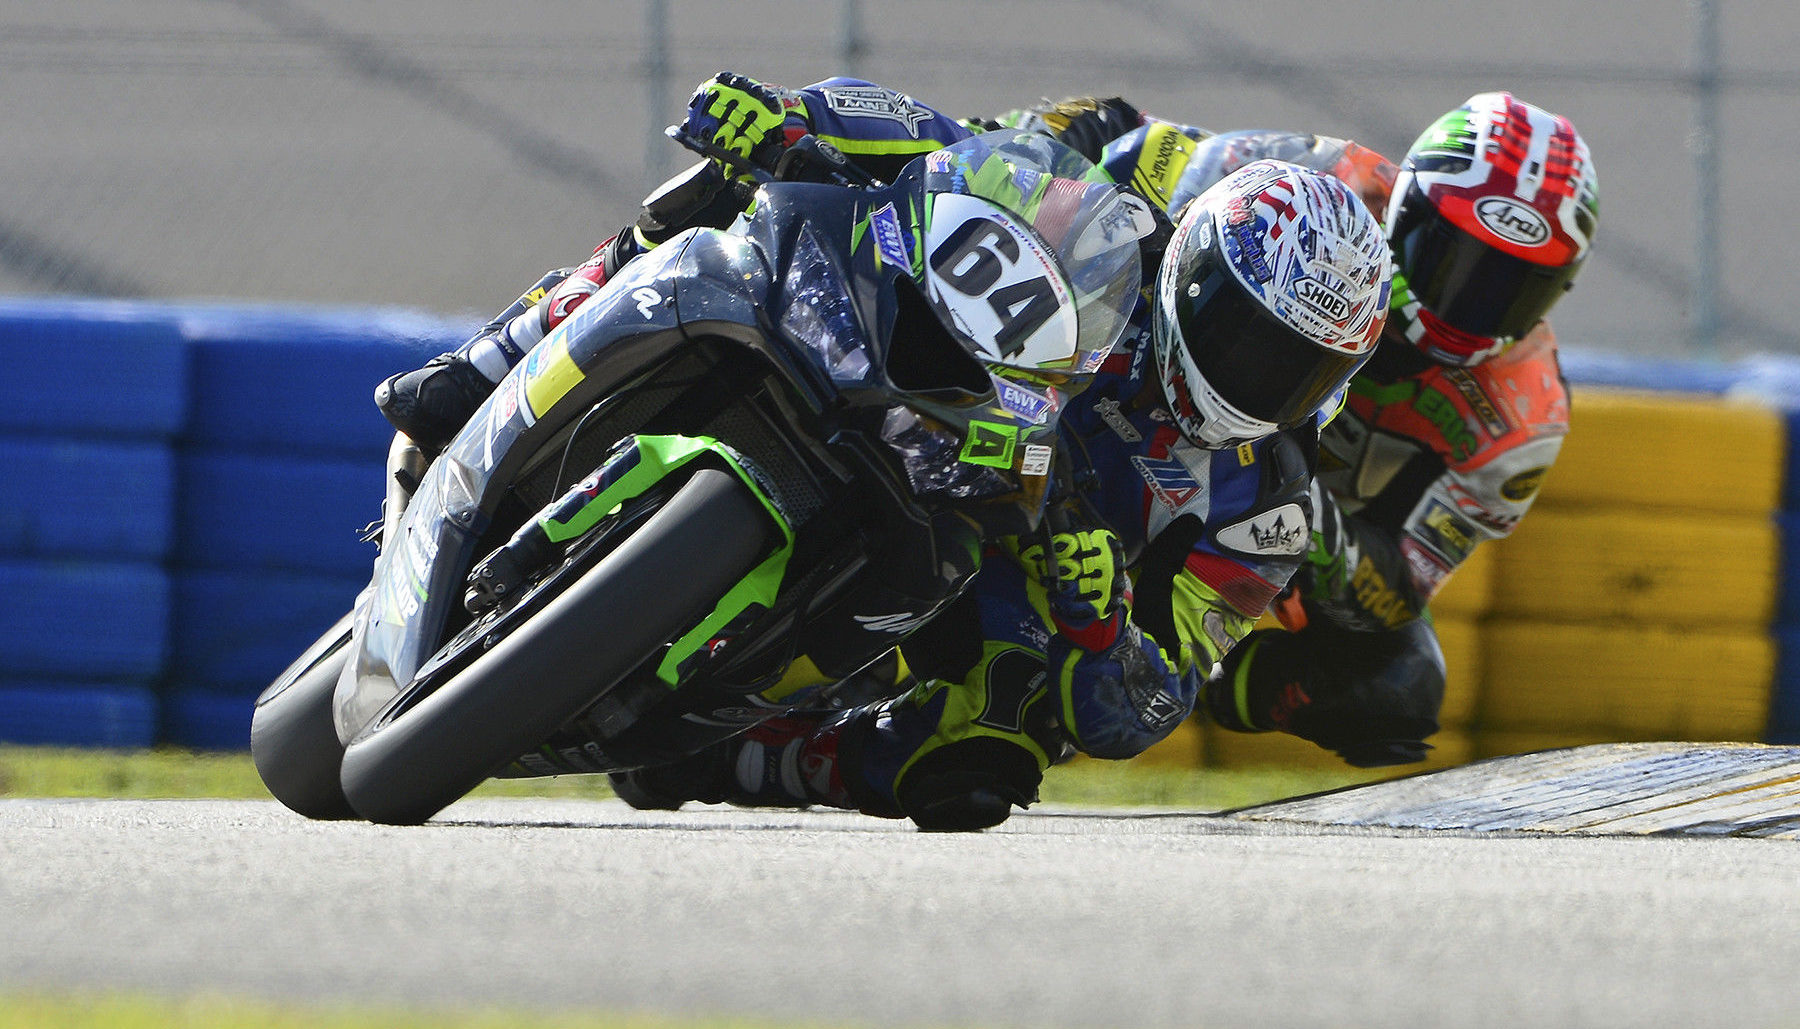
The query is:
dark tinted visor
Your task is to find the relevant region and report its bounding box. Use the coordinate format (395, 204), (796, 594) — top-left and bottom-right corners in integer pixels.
(1390, 184), (1580, 339)
(1173, 251), (1365, 426)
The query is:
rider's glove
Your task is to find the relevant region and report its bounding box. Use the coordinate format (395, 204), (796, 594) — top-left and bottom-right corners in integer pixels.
(681, 72), (795, 178)
(1027, 96), (1145, 161)
(1007, 524), (1130, 653)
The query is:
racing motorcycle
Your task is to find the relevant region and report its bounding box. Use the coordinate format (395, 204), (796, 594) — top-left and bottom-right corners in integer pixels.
(250, 130), (1147, 825)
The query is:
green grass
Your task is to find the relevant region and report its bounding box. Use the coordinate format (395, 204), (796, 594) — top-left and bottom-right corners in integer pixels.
(0, 744), (1359, 811)
(0, 992), (849, 1029)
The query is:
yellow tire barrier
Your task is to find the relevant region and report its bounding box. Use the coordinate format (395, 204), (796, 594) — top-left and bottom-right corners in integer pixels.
(1135, 717), (1205, 769)
(1475, 728), (1637, 760)
(1488, 508), (1778, 627)
(1481, 620), (1773, 741)
(1434, 615), (1481, 729)
(1543, 388), (1784, 514)
(1429, 545), (1493, 619)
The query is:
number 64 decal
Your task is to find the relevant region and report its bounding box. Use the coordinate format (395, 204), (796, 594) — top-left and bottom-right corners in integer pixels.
(922, 193), (1078, 368)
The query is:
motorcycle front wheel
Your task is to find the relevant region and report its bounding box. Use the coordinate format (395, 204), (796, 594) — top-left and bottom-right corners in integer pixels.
(251, 610), (357, 820)
(338, 466), (776, 825)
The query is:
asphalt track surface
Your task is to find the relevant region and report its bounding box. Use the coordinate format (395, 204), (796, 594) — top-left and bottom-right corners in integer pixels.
(5, 792), (1800, 1029)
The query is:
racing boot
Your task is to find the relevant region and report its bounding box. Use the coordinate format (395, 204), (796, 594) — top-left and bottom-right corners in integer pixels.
(609, 711), (888, 816)
(373, 350), (499, 453)
(373, 265), (577, 452)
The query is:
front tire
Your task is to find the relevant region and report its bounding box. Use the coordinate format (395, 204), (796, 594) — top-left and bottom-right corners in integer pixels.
(251, 611), (357, 820)
(339, 467), (775, 825)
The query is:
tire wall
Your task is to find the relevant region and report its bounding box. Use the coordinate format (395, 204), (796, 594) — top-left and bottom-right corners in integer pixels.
(0, 298), (462, 750)
(2, 300), (1796, 761)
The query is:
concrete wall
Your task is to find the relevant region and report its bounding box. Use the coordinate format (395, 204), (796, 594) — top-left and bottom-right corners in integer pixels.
(1, 0), (1796, 357)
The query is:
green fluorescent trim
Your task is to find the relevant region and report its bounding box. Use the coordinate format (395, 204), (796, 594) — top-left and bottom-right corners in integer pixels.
(1350, 377), (1418, 406)
(816, 133), (943, 157)
(1232, 634), (1266, 731)
(510, 433), (800, 689)
(655, 543), (793, 685)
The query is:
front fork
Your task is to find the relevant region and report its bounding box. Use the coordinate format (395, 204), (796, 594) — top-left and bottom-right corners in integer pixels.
(373, 432), (431, 554)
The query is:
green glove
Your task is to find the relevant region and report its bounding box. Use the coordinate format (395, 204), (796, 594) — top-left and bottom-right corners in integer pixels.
(681, 72), (793, 176)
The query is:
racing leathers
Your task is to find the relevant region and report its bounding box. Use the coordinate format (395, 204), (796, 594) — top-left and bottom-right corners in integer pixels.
(1075, 116), (1570, 765)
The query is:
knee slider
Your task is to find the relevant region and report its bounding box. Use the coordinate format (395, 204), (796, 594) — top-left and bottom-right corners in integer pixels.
(894, 737), (1042, 832)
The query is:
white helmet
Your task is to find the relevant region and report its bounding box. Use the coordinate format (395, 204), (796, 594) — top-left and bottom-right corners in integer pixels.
(1152, 159), (1391, 448)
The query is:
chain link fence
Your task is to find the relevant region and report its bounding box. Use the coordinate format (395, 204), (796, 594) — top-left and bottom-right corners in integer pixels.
(2, 0), (1795, 357)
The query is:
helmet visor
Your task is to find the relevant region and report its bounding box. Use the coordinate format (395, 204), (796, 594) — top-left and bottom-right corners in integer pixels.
(1390, 185), (1581, 340)
(1172, 254), (1365, 427)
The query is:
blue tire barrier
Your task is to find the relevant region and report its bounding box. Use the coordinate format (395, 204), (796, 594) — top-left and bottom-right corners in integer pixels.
(160, 687), (256, 752)
(0, 560), (169, 680)
(180, 305), (464, 459)
(1770, 627), (1800, 745)
(169, 569), (362, 693)
(0, 436), (175, 561)
(1780, 513), (1800, 625)
(0, 305), (188, 439)
(176, 449), (381, 576)
(0, 683), (159, 748)
(1787, 411), (1800, 513)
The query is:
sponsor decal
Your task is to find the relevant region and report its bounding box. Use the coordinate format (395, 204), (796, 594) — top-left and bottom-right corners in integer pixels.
(1501, 466), (1549, 502)
(1221, 196), (1273, 283)
(1400, 538), (1453, 597)
(1350, 554), (1417, 628)
(1131, 123), (1195, 207)
(1126, 671), (1187, 733)
(1444, 368), (1510, 437)
(997, 379), (1053, 424)
(1443, 480), (1518, 533)
(822, 85), (932, 138)
(1293, 277), (1351, 321)
(1415, 386), (1478, 461)
(1474, 195), (1551, 247)
(1091, 191), (1158, 253)
(1236, 442), (1256, 467)
(496, 376), (519, 423)
(1020, 443), (1054, 477)
(523, 335), (586, 418)
(959, 420), (1017, 468)
(1418, 499), (1480, 563)
(1214, 503), (1309, 556)
(1131, 454), (1204, 512)
(1093, 396), (1142, 442)
(632, 286), (663, 319)
(870, 202), (910, 270)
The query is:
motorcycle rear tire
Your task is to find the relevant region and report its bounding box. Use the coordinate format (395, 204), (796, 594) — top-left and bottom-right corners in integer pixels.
(339, 466), (775, 825)
(251, 611), (357, 820)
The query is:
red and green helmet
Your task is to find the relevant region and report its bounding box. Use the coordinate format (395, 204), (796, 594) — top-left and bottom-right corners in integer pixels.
(1384, 92), (1600, 365)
